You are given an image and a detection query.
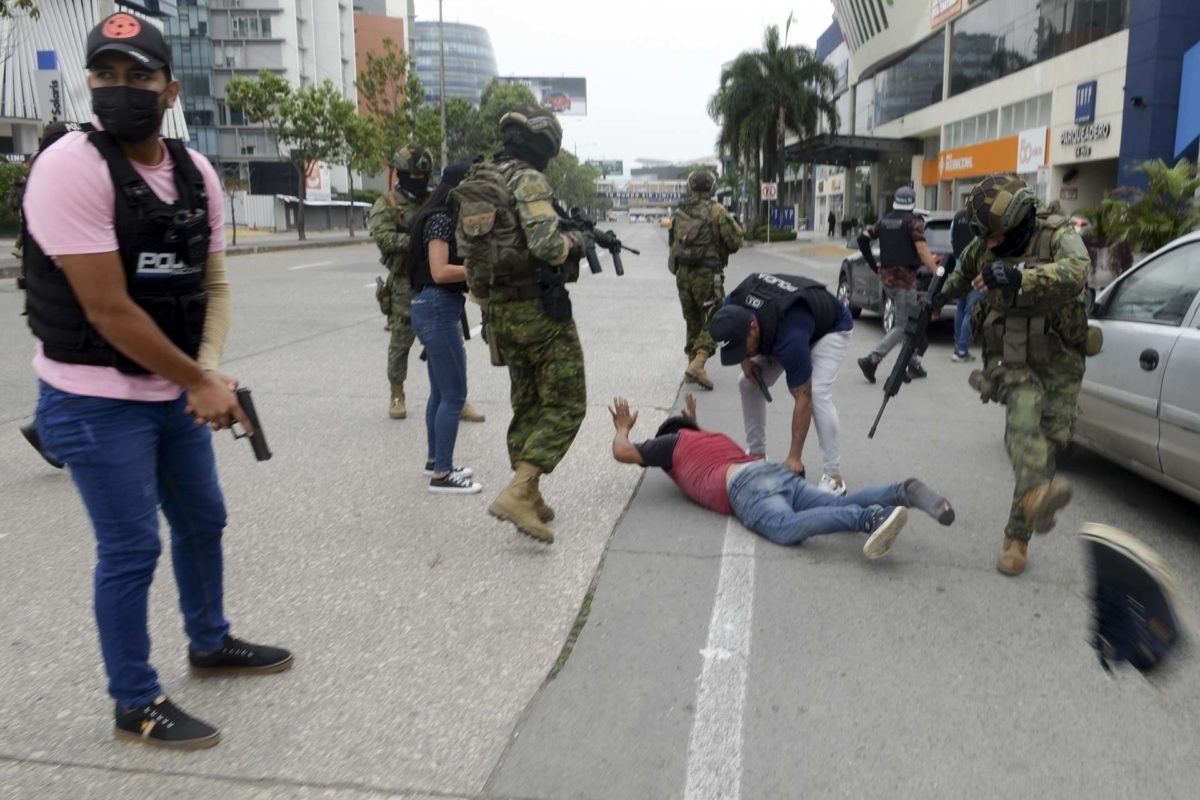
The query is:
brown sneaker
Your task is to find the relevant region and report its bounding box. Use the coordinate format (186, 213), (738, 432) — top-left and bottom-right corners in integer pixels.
(997, 537), (1029, 576)
(460, 402), (486, 423)
(1021, 478), (1072, 533)
(389, 383), (407, 419)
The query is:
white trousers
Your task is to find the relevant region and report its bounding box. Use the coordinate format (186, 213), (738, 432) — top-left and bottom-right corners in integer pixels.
(739, 330), (851, 477)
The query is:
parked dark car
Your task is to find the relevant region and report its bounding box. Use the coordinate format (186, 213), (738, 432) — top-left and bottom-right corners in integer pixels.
(836, 210), (956, 331)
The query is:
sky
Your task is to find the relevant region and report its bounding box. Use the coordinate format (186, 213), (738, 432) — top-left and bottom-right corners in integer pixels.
(412, 0), (839, 176)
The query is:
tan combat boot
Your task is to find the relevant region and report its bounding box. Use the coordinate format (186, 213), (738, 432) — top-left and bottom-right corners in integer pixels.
(389, 383), (407, 419)
(684, 351), (714, 390)
(460, 402), (486, 423)
(489, 462), (555, 543)
(997, 537), (1029, 576)
(532, 473), (555, 523)
(1020, 478), (1073, 533)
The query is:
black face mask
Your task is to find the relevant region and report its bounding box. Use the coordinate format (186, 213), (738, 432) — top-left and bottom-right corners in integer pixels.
(92, 86), (165, 143)
(397, 175), (430, 199)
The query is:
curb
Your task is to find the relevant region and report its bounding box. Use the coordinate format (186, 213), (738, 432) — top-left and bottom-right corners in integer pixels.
(0, 236), (371, 280)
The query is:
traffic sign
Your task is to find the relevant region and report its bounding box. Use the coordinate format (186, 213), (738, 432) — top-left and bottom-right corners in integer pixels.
(761, 182), (778, 201)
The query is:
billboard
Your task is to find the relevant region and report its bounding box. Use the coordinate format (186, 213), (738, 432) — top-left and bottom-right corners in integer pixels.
(500, 76), (588, 116)
(587, 159), (623, 176)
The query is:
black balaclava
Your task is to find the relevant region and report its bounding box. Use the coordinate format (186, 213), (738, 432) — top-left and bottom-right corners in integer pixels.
(500, 126), (555, 172)
(396, 173), (430, 200)
(991, 206), (1038, 258)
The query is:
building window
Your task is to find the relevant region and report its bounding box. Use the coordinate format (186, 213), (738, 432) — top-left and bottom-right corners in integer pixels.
(872, 34), (945, 127)
(950, 0), (1131, 97)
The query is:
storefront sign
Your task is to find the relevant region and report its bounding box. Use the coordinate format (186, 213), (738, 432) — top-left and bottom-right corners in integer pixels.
(926, 135), (1020, 182)
(1060, 122), (1111, 146)
(932, 0), (962, 27)
(1075, 80), (1098, 125)
(34, 50), (62, 124)
(1016, 127), (1048, 173)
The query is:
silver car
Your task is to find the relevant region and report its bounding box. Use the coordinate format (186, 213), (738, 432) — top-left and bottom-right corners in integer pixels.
(1075, 230), (1200, 504)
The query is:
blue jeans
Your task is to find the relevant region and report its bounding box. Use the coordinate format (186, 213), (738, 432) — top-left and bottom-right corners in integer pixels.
(35, 382), (230, 708)
(954, 290), (984, 354)
(411, 286), (468, 473)
(727, 462), (908, 545)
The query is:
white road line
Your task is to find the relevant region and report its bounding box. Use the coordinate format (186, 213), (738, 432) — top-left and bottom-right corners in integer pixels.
(683, 517), (757, 800)
(363, 283), (377, 288)
(288, 261), (333, 271)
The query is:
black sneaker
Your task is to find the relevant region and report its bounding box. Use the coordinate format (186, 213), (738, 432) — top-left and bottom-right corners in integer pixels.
(113, 695), (220, 750)
(423, 462), (474, 479)
(862, 506), (908, 560)
(189, 634), (294, 677)
(906, 362), (928, 379)
(20, 423), (64, 469)
(1081, 523), (1190, 675)
(857, 356), (878, 384)
(429, 471), (483, 494)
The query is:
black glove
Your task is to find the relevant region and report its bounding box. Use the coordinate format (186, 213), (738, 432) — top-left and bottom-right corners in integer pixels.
(981, 261), (1023, 290)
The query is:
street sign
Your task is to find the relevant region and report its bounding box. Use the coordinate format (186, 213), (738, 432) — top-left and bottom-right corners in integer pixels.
(761, 182), (778, 201)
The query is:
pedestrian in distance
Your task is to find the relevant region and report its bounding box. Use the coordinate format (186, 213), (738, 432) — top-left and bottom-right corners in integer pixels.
(946, 209), (984, 363)
(710, 271), (854, 496)
(452, 105), (590, 544)
(22, 13), (292, 749)
(370, 145), (486, 424)
(609, 395), (955, 556)
(409, 161), (482, 494)
(855, 185), (939, 382)
(934, 174), (1092, 576)
(827, 210), (836, 237)
(668, 169), (743, 390)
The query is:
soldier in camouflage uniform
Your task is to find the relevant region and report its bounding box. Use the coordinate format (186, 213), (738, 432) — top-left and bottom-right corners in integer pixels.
(938, 175), (1091, 576)
(369, 144), (485, 423)
(453, 105), (589, 544)
(669, 170), (743, 390)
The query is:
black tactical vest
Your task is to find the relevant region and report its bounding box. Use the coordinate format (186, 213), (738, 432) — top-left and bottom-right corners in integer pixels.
(878, 209), (920, 268)
(23, 131), (211, 375)
(728, 272), (839, 355)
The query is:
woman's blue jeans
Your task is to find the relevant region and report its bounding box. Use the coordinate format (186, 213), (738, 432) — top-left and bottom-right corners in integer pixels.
(727, 462), (908, 545)
(36, 382), (230, 708)
(411, 286), (468, 473)
(955, 290), (984, 354)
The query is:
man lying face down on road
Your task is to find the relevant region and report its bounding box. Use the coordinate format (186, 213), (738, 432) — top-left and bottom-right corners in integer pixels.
(609, 394), (956, 559)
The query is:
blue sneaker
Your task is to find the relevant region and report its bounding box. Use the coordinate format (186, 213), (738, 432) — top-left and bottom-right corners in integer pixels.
(1081, 523), (1190, 675)
(863, 506), (907, 560)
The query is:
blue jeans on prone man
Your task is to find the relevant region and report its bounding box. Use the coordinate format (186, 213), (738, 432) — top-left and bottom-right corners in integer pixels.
(411, 286), (468, 473)
(954, 290), (984, 355)
(727, 461), (908, 545)
(36, 382), (230, 709)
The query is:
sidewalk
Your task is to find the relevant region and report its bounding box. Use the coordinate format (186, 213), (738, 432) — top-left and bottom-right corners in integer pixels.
(743, 227), (857, 259)
(0, 227), (375, 280)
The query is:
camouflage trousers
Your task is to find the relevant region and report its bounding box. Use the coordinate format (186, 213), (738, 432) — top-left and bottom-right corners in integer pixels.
(676, 264), (724, 359)
(490, 298), (587, 474)
(983, 342), (1085, 541)
(387, 275), (416, 385)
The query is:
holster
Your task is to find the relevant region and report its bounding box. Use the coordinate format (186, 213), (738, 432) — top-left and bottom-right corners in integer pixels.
(484, 305), (506, 367)
(536, 267), (573, 321)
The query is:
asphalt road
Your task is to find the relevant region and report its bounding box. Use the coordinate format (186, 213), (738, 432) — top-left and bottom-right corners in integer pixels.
(2, 225), (1199, 799)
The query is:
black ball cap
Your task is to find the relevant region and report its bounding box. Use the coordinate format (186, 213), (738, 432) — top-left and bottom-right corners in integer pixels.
(86, 13), (171, 74)
(709, 305), (755, 366)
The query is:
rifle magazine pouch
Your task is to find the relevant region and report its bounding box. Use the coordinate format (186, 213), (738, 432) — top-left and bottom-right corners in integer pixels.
(1002, 316), (1029, 366)
(1028, 315), (1049, 364)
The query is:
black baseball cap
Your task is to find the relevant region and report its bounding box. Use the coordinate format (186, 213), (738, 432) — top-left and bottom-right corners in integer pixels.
(710, 305), (755, 366)
(86, 13), (171, 74)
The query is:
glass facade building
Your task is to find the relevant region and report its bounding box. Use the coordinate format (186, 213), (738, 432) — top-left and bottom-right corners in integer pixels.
(872, 34), (945, 127)
(950, 0), (1132, 96)
(412, 21), (497, 106)
(165, 0), (218, 159)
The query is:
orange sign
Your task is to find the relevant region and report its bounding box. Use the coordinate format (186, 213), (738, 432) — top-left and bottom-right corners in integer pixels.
(923, 135), (1020, 184)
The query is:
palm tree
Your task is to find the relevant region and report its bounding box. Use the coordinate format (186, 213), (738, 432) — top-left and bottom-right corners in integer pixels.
(709, 24), (839, 225)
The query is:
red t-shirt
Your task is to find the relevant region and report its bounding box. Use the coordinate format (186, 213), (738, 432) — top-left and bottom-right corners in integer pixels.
(635, 428), (757, 514)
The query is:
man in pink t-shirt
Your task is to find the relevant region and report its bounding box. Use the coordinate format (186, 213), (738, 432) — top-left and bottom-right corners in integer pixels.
(23, 14), (291, 750)
(609, 395), (956, 558)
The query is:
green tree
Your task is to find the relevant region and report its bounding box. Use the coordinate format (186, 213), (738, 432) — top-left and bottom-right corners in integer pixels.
(1100, 158), (1200, 254)
(545, 152), (602, 212)
(708, 25), (838, 224)
(0, 1), (37, 17)
(337, 112), (384, 238)
(357, 37), (428, 177)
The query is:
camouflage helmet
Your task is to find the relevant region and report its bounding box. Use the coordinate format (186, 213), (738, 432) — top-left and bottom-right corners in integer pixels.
(499, 104), (563, 157)
(967, 175), (1037, 238)
(390, 144), (433, 176)
(687, 170), (715, 194)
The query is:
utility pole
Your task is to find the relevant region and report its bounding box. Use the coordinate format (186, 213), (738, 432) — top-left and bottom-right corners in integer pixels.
(438, 0), (448, 169)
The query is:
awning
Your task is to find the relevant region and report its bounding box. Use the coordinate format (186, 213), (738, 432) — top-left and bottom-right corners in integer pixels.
(784, 134), (921, 167)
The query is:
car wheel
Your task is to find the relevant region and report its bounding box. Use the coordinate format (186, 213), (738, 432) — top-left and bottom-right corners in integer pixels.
(882, 296), (896, 333)
(836, 273), (862, 319)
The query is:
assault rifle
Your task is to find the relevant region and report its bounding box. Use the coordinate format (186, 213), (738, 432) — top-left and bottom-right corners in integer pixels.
(867, 266), (948, 439)
(232, 387), (272, 461)
(554, 202), (639, 276)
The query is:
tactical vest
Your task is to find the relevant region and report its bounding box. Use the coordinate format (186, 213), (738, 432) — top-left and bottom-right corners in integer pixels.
(381, 190), (420, 267)
(878, 209), (920, 269)
(980, 214), (1084, 365)
(671, 197), (724, 270)
(23, 131), (211, 375)
(728, 272), (839, 355)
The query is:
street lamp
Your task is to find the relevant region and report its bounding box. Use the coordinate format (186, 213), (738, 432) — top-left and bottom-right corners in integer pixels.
(439, 0), (447, 168)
